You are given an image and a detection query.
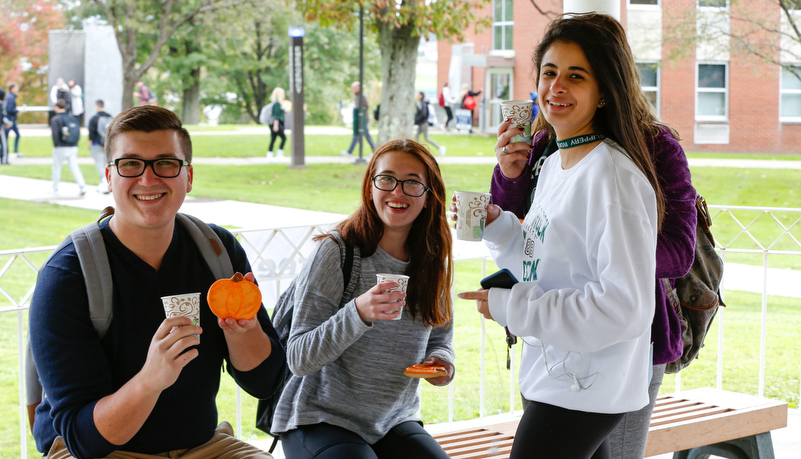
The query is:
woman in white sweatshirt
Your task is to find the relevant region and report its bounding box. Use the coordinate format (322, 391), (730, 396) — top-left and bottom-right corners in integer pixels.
(458, 13), (665, 459)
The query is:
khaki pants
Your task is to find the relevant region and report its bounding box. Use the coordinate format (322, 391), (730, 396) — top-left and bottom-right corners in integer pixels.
(46, 421), (273, 459)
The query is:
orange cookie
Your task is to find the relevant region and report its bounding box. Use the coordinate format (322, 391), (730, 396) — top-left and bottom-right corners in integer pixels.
(207, 272), (262, 320)
(404, 363), (447, 378)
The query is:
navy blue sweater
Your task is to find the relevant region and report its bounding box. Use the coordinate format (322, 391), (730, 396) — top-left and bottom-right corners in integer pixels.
(30, 218), (286, 458)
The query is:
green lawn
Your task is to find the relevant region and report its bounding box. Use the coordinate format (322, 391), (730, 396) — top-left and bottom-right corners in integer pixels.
(1, 131), (800, 456)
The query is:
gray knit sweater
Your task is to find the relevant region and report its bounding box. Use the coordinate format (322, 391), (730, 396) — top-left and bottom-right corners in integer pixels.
(270, 237), (455, 443)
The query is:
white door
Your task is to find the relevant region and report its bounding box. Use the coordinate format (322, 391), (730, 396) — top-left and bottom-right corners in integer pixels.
(486, 68), (513, 132)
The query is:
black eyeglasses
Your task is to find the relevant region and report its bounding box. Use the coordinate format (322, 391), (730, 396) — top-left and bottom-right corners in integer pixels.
(108, 158), (189, 178)
(372, 175), (428, 197)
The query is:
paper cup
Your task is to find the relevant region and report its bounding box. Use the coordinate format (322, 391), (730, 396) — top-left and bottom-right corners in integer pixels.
(376, 273), (409, 320)
(500, 99), (533, 144)
(161, 292), (201, 339)
(454, 191), (492, 241)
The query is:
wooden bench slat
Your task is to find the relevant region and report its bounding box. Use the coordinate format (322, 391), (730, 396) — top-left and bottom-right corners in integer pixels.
(431, 388), (789, 458)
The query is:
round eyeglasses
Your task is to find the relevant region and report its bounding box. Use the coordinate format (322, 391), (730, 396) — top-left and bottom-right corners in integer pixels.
(108, 158), (189, 178)
(371, 174), (428, 197)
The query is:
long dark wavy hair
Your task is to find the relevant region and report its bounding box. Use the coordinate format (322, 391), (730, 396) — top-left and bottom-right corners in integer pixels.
(315, 139), (453, 327)
(531, 13), (666, 229)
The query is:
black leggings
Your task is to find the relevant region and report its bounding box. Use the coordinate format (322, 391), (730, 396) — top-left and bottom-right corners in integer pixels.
(511, 401), (624, 459)
(269, 121), (286, 151)
(281, 422), (450, 459)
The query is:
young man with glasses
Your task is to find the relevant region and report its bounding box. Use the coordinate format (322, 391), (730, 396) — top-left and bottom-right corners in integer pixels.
(30, 105), (286, 459)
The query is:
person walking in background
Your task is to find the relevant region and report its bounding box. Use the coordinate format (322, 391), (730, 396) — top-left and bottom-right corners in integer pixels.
(49, 99), (86, 196)
(440, 82), (456, 131)
(458, 13), (666, 458)
(87, 100), (113, 194)
(68, 79), (84, 123)
(265, 87), (287, 161)
(341, 81), (376, 157)
(135, 81), (151, 106)
(459, 84), (481, 134)
(50, 78), (71, 113)
(415, 92), (444, 156)
(5, 83), (21, 157)
(0, 88), (8, 165)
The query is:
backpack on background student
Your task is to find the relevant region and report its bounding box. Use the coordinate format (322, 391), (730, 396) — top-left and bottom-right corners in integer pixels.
(255, 232), (361, 452)
(427, 102), (437, 126)
(664, 195), (726, 374)
(25, 208), (234, 432)
(60, 115), (81, 145)
(96, 114), (113, 145)
(259, 102), (277, 126)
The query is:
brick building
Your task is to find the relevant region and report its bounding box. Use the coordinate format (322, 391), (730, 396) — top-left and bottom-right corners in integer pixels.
(437, 0), (801, 154)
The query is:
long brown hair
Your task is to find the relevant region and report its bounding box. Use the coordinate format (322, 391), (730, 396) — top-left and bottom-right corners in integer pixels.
(316, 139), (453, 327)
(532, 13), (666, 229)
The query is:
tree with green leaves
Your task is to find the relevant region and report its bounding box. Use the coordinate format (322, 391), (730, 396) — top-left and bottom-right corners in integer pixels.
(88, 0), (253, 110)
(299, 0), (490, 143)
(193, 3), (380, 125)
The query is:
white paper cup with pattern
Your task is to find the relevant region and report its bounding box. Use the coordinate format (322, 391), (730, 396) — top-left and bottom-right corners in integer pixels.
(161, 292), (201, 339)
(376, 273), (409, 320)
(500, 99), (533, 144)
(454, 191), (492, 241)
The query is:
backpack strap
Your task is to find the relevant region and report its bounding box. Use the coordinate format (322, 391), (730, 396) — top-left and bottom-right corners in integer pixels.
(176, 213), (234, 280)
(26, 221), (112, 416)
(71, 223), (114, 337)
(332, 231), (360, 304)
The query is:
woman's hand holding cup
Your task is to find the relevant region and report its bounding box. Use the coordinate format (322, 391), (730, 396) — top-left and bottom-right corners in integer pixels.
(496, 118), (533, 181)
(354, 278), (407, 323)
(450, 194), (502, 230)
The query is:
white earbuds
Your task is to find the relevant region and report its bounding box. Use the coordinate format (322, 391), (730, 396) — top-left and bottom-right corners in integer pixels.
(571, 375), (581, 392)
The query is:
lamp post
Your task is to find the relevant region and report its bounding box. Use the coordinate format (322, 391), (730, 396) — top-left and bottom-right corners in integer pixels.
(288, 26), (307, 169)
(355, 4), (367, 165)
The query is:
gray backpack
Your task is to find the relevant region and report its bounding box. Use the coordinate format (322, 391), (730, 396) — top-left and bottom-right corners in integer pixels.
(25, 209), (234, 429)
(259, 102), (276, 125)
(96, 114), (113, 146)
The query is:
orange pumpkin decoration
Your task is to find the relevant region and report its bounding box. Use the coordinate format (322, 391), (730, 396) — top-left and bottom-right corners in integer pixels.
(207, 272), (262, 320)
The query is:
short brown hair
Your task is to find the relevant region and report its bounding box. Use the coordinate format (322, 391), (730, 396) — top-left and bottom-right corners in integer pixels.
(104, 105), (192, 163)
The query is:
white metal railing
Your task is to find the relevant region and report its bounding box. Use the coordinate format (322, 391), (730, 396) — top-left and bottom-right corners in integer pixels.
(1, 206), (799, 457)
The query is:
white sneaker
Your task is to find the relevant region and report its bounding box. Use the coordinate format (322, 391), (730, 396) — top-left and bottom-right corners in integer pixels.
(276, 149), (284, 158)
(439, 146), (446, 156)
(341, 150), (353, 157)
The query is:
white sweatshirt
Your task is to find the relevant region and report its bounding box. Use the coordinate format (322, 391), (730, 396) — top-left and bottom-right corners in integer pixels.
(485, 139), (657, 414)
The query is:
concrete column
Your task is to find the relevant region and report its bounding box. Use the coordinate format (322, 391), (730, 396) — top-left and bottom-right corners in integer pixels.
(563, 0), (620, 20)
(83, 25), (123, 125)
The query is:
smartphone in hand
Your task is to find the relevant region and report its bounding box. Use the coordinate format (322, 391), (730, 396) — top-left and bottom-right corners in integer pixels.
(480, 269), (519, 290)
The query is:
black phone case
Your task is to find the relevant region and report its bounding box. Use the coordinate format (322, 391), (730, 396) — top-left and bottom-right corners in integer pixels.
(480, 269), (519, 289)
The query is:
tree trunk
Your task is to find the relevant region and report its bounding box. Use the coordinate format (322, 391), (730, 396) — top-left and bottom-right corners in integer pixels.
(182, 67), (201, 124)
(376, 20), (420, 144)
(122, 72), (137, 110)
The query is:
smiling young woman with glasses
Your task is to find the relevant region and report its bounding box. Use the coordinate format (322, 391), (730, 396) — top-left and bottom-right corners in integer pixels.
(271, 139), (455, 459)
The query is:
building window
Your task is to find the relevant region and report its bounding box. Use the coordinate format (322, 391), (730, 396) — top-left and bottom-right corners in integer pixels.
(696, 63), (728, 121)
(493, 0), (513, 51)
(781, 66), (801, 122)
(699, 0), (728, 8)
(630, 0), (659, 6)
(637, 62), (660, 114)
